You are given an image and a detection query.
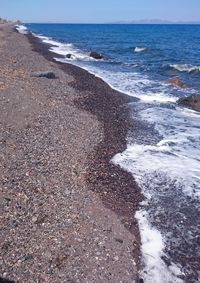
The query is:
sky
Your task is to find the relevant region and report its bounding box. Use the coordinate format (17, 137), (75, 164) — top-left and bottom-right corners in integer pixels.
(1, 0), (200, 23)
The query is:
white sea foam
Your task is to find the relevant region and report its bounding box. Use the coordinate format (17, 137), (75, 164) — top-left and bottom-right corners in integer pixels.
(34, 34), (63, 46)
(112, 104), (200, 199)
(136, 210), (183, 283)
(92, 71), (177, 103)
(32, 33), (197, 105)
(134, 47), (147, 53)
(51, 44), (90, 60)
(55, 59), (179, 103)
(137, 106), (200, 198)
(31, 32), (198, 105)
(112, 103), (200, 282)
(170, 64), (200, 73)
(15, 24), (28, 35)
(113, 150), (185, 282)
(76, 64), (197, 103)
(34, 34), (99, 61)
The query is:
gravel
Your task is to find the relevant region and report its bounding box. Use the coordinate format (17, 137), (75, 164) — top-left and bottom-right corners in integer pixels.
(0, 23), (142, 283)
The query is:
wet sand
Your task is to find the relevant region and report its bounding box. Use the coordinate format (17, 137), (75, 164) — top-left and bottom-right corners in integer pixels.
(0, 23), (142, 283)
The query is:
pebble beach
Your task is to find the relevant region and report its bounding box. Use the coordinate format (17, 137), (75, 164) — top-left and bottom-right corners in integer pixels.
(0, 22), (142, 283)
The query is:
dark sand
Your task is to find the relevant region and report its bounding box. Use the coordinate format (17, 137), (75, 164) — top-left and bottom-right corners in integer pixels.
(0, 23), (142, 283)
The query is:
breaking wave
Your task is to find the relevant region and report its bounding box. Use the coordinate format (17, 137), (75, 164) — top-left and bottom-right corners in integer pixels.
(170, 64), (200, 73)
(15, 24), (28, 35)
(32, 34), (108, 63)
(134, 47), (147, 53)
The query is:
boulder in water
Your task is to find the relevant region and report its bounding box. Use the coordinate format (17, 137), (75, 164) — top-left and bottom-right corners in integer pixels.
(89, 51), (103, 60)
(66, 54), (72, 59)
(168, 78), (187, 89)
(177, 94), (200, 112)
(31, 71), (56, 79)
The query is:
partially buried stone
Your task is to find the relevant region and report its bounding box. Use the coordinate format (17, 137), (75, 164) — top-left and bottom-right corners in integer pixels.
(177, 94), (200, 112)
(31, 71), (56, 79)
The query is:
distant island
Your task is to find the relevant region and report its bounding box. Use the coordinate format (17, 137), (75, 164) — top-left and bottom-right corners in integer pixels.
(110, 19), (200, 24)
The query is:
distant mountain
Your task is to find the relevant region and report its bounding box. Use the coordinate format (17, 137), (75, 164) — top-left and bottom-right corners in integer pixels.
(110, 19), (200, 24)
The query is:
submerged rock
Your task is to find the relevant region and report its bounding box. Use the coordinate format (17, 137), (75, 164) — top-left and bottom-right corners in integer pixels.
(177, 94), (200, 112)
(31, 71), (56, 79)
(168, 78), (187, 89)
(89, 51), (104, 60)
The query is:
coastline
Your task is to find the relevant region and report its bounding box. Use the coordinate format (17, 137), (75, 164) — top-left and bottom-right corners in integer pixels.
(17, 22), (200, 283)
(27, 31), (142, 234)
(0, 23), (142, 282)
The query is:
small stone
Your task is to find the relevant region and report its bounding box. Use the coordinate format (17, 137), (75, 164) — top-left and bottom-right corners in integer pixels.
(31, 71), (56, 79)
(65, 189), (71, 195)
(32, 216), (37, 223)
(24, 254), (33, 261)
(115, 238), (123, 244)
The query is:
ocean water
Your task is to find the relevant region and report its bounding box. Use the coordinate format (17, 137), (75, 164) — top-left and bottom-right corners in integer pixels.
(21, 24), (200, 282)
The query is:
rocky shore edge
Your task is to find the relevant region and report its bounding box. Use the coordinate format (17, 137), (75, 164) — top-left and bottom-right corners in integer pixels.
(177, 94), (200, 112)
(26, 31), (142, 233)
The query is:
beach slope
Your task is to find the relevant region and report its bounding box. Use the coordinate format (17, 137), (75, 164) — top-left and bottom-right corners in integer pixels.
(0, 23), (141, 282)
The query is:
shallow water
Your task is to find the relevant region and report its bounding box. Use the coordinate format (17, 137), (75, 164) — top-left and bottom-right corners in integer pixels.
(21, 23), (200, 282)
(113, 104), (200, 282)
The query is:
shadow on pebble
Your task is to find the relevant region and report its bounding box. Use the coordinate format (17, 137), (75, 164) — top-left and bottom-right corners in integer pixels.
(0, 278), (15, 283)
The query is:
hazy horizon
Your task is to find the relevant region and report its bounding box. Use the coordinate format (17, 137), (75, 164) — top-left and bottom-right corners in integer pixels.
(24, 19), (200, 25)
(1, 0), (200, 24)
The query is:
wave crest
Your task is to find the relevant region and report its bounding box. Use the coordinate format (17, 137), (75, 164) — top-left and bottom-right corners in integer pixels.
(33, 34), (103, 62)
(170, 64), (200, 73)
(134, 47), (146, 53)
(15, 24), (28, 35)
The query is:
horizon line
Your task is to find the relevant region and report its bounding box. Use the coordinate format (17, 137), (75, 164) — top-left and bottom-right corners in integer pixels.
(25, 21), (200, 25)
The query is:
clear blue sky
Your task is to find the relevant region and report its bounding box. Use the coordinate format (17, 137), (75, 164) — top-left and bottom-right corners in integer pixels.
(1, 0), (200, 23)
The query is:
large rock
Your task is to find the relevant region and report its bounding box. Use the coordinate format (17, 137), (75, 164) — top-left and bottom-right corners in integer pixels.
(66, 54), (72, 59)
(177, 94), (200, 112)
(31, 71), (56, 79)
(89, 51), (103, 60)
(168, 78), (187, 89)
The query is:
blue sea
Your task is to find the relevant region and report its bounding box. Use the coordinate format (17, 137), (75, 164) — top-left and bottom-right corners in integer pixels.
(18, 24), (200, 282)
